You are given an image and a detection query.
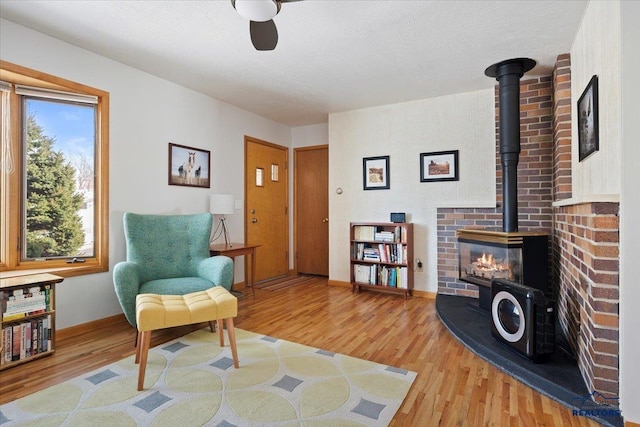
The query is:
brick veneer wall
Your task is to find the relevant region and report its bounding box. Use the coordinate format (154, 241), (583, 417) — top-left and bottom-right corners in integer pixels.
(553, 54), (572, 201)
(437, 76), (554, 296)
(554, 202), (620, 397)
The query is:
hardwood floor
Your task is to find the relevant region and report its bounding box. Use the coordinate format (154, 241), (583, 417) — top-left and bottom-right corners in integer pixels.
(0, 277), (601, 426)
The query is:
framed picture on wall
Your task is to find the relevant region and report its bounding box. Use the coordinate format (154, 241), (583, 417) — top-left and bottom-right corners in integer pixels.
(420, 150), (459, 182)
(363, 156), (390, 190)
(577, 75), (599, 162)
(168, 143), (211, 188)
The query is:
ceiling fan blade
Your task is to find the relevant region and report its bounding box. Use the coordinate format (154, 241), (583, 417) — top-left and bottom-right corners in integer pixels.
(250, 20), (278, 51)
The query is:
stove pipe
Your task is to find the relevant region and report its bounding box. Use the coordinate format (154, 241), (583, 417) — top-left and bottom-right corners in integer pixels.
(485, 58), (536, 233)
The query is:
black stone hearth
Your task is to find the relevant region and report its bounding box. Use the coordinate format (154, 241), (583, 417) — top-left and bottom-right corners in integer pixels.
(436, 294), (622, 427)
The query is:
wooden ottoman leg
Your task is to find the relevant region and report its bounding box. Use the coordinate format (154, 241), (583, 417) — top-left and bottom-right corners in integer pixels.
(217, 319), (224, 347)
(225, 317), (239, 368)
(135, 330), (142, 364)
(208, 321), (216, 333)
(137, 330), (152, 391)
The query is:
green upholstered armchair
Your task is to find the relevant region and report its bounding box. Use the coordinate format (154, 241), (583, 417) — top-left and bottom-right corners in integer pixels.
(113, 212), (234, 327)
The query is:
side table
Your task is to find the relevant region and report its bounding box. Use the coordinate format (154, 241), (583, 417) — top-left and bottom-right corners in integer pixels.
(209, 243), (260, 297)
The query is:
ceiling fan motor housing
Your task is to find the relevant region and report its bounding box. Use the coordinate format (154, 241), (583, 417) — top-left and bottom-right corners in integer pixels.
(233, 0), (281, 22)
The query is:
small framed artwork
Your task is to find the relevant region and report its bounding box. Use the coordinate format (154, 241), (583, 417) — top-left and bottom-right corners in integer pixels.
(363, 156), (390, 190)
(168, 143), (211, 188)
(420, 150), (459, 182)
(578, 75), (599, 162)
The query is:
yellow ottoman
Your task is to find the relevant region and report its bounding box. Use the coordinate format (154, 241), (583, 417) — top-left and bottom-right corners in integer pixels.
(134, 286), (239, 391)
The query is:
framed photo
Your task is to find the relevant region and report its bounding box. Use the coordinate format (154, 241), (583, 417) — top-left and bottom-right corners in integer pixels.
(420, 150), (459, 182)
(363, 156), (390, 190)
(168, 143), (211, 188)
(577, 75), (599, 161)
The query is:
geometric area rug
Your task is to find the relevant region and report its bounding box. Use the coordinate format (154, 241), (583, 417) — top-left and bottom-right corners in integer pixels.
(0, 328), (417, 426)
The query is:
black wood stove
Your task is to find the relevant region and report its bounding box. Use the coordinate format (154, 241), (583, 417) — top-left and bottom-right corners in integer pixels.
(457, 58), (550, 311)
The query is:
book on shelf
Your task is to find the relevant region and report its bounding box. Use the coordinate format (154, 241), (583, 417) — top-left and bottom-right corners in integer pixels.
(353, 243), (364, 260)
(394, 226), (407, 243)
(354, 225), (376, 241)
(353, 224), (407, 243)
(2, 327), (11, 363)
(47, 314), (52, 350)
(0, 316), (52, 364)
(374, 231), (394, 242)
(1, 285), (50, 320)
(353, 263), (410, 288)
(362, 247), (380, 261)
(389, 267), (397, 287)
(352, 243), (408, 265)
(372, 265), (408, 288)
(353, 263), (383, 285)
(40, 318), (46, 353)
(379, 244), (388, 263)
(31, 319), (39, 356)
(42, 316), (49, 353)
(24, 321), (31, 358)
(12, 324), (20, 361)
(353, 264), (369, 284)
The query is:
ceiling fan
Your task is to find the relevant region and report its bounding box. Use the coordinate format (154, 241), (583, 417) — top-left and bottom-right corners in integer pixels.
(231, 0), (303, 51)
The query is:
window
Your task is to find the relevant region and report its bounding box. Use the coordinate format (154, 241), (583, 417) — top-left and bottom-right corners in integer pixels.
(1, 60), (109, 277)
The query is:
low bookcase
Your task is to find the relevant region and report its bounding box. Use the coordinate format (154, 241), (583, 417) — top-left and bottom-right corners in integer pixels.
(350, 222), (413, 299)
(0, 273), (63, 370)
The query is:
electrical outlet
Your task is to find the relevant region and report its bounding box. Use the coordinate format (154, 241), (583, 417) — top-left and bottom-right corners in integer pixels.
(415, 258), (423, 272)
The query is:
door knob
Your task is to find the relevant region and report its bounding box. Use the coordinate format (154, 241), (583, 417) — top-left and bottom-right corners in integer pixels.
(322, 218), (329, 223)
(252, 218), (258, 223)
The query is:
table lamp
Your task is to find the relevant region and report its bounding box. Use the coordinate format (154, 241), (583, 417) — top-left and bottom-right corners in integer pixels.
(210, 194), (234, 247)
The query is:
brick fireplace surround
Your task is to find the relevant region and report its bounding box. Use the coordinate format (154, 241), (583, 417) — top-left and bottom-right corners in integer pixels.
(437, 54), (620, 399)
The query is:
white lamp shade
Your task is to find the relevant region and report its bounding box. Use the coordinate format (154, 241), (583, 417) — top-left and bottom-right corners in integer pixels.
(234, 0), (280, 22)
(210, 194), (235, 215)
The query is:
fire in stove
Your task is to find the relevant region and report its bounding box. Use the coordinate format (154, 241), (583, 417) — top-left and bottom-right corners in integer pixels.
(465, 252), (513, 281)
(457, 229), (549, 298)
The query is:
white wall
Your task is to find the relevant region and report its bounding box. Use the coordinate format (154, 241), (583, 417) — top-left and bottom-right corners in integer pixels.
(570, 1), (621, 199)
(0, 19), (292, 329)
(292, 124), (328, 149)
(328, 91), (495, 293)
(620, 1), (640, 423)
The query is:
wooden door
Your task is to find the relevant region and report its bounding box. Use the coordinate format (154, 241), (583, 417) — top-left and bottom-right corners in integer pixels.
(245, 136), (289, 282)
(294, 145), (329, 276)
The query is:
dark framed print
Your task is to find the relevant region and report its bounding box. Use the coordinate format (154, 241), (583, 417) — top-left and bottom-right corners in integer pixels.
(363, 156), (390, 190)
(420, 150), (459, 182)
(578, 75), (599, 161)
(168, 142), (211, 188)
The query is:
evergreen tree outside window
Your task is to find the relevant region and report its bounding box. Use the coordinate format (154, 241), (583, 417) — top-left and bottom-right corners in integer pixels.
(23, 99), (95, 260)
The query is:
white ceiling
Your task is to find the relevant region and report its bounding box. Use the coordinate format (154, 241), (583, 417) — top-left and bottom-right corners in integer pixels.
(0, 0), (587, 127)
